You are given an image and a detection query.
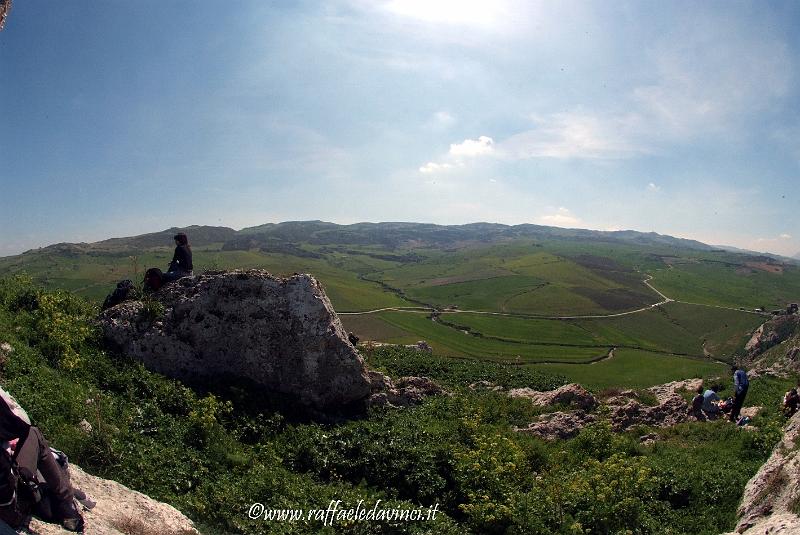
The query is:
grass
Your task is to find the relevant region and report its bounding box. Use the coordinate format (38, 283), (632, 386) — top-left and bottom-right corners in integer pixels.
(533, 349), (728, 390)
(371, 311), (610, 363)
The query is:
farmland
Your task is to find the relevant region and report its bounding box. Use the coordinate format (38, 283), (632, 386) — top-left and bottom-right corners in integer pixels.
(1, 221), (796, 388)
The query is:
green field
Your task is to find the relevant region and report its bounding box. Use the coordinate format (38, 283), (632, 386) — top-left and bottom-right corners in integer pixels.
(3, 221), (796, 389)
(533, 349), (728, 390)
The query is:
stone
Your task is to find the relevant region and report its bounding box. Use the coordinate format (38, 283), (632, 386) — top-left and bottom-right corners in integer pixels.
(514, 410), (597, 440)
(78, 419), (93, 435)
(509, 383), (598, 410)
(20, 464), (199, 535)
(98, 270), (371, 411)
(467, 381), (504, 392)
(0, 342), (12, 360)
(366, 372), (445, 408)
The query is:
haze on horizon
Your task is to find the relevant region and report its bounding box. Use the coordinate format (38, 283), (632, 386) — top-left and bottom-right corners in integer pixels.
(1, 1), (799, 258)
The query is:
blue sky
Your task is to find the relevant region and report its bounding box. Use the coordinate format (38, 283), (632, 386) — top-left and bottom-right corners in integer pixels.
(1, 0), (799, 257)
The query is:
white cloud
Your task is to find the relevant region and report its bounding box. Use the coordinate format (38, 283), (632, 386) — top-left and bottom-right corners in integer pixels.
(418, 135), (494, 174)
(647, 182), (661, 192)
(449, 135), (495, 157)
(419, 161), (458, 174)
(780, 233), (793, 239)
(499, 113), (646, 160)
(537, 207), (582, 228)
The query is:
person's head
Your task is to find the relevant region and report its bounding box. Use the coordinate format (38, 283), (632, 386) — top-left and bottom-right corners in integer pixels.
(731, 364), (739, 373)
(174, 232), (189, 246)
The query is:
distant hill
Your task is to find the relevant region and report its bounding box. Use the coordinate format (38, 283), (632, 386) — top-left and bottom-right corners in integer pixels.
(10, 221), (718, 257)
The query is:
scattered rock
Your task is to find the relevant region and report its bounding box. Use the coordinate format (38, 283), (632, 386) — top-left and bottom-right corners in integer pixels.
(467, 381), (504, 392)
(78, 419), (93, 435)
(98, 270), (371, 411)
(509, 383), (598, 410)
(21, 464), (198, 535)
(0, 342), (12, 361)
(639, 433), (659, 446)
(514, 410), (597, 440)
(608, 394), (690, 431)
(366, 372), (445, 408)
(648, 378), (702, 404)
(403, 341), (432, 353)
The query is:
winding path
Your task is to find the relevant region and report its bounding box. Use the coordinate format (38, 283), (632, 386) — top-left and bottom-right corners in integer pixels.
(340, 273), (767, 320)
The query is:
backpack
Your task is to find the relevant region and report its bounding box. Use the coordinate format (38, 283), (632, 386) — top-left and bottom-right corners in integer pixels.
(0, 386), (36, 528)
(143, 268), (164, 292)
(101, 279), (135, 310)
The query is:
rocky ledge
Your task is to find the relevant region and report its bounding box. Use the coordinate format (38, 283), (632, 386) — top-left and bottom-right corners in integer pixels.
(3, 464), (197, 535)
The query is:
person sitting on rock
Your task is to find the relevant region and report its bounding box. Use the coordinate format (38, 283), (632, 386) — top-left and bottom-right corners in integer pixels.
(784, 388), (799, 418)
(161, 232), (193, 284)
(689, 385), (705, 419)
(0, 387), (84, 531)
(701, 386), (721, 417)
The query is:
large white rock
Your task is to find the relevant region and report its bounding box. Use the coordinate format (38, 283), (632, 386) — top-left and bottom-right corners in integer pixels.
(99, 270), (371, 410)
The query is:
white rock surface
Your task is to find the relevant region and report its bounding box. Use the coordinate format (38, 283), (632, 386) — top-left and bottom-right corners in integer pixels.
(99, 270), (371, 410)
(3, 464), (198, 535)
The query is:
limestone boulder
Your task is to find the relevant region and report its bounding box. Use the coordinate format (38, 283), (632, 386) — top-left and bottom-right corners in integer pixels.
(98, 270), (371, 411)
(3, 464), (197, 535)
(509, 383), (598, 410)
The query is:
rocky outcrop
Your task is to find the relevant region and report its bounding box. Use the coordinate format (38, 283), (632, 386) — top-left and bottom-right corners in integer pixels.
(515, 410), (597, 440)
(9, 464), (198, 535)
(725, 411), (800, 534)
(509, 383), (598, 410)
(745, 316), (800, 359)
(366, 371), (446, 407)
(98, 270), (371, 411)
(513, 379), (732, 440)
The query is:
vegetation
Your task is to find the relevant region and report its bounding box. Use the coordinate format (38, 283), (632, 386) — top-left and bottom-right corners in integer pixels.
(0, 277), (796, 534)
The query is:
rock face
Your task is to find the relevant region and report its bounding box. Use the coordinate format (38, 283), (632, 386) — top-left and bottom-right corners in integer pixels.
(745, 316), (800, 359)
(725, 411), (800, 534)
(99, 270), (371, 411)
(9, 464), (198, 535)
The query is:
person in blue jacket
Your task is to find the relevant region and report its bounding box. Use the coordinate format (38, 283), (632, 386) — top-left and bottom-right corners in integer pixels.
(730, 365), (749, 422)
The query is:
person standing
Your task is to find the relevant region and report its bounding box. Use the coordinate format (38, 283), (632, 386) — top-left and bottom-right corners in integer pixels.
(730, 365), (749, 422)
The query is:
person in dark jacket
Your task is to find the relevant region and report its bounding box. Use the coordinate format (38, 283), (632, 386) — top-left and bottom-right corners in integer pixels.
(162, 232), (193, 284)
(0, 387), (84, 531)
(730, 365), (749, 422)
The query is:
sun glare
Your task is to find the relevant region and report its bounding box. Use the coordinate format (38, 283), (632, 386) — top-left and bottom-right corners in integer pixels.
(384, 0), (507, 27)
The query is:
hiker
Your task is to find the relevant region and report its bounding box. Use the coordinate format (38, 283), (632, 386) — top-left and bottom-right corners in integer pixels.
(730, 365), (749, 422)
(161, 232), (193, 284)
(689, 385), (705, 418)
(0, 387), (85, 531)
(702, 386), (721, 416)
(784, 388), (800, 418)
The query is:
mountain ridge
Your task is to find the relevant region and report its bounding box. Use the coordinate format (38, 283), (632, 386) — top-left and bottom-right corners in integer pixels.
(6, 220), (728, 258)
